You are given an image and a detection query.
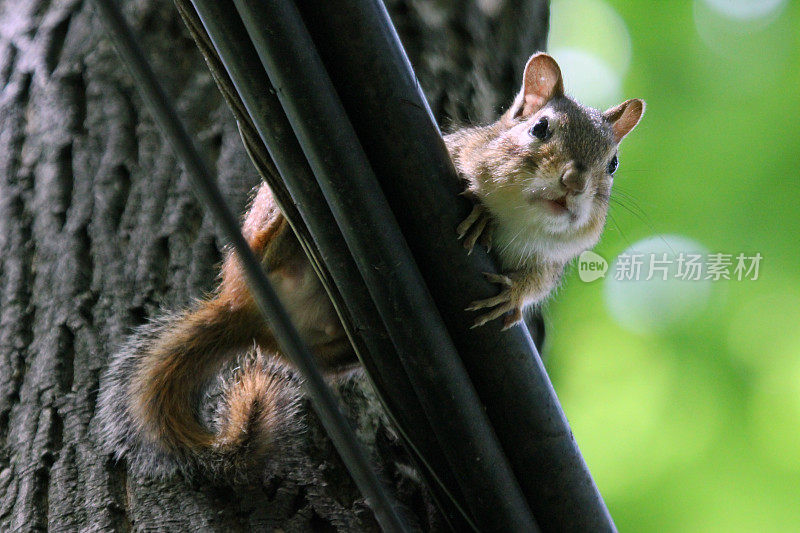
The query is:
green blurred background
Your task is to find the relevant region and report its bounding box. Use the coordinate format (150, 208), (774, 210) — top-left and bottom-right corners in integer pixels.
(542, 0), (800, 531)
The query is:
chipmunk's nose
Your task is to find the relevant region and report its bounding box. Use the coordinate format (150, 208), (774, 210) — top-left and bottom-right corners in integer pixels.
(560, 162), (588, 194)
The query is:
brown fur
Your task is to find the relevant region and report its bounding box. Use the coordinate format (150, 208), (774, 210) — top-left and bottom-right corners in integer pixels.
(131, 184), (352, 454)
(215, 358), (300, 457)
(450, 53), (644, 329)
(123, 52), (644, 458)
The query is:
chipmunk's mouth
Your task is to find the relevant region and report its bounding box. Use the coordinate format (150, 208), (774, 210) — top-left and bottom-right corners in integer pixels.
(541, 195), (570, 216)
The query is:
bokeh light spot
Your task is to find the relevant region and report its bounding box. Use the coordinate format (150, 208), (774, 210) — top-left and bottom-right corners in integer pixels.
(703, 0), (787, 20)
(548, 0), (632, 109)
(549, 49), (621, 110)
(694, 0), (793, 62)
(603, 235), (711, 334)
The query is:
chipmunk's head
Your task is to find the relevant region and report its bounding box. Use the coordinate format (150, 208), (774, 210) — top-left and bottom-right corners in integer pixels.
(482, 52), (644, 252)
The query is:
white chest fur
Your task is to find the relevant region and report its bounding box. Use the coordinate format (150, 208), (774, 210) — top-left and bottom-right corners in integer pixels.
(491, 211), (597, 271)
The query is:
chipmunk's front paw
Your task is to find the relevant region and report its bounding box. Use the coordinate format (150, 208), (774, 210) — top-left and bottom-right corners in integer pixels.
(466, 273), (524, 330)
(456, 203), (494, 254)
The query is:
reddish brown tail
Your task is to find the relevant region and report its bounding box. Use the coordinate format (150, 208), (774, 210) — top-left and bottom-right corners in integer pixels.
(129, 298), (277, 452)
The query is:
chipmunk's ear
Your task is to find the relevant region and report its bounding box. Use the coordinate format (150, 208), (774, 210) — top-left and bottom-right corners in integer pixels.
(604, 99), (645, 143)
(503, 53), (564, 122)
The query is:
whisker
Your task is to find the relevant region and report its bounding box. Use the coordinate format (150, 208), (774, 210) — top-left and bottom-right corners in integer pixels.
(609, 190), (650, 223)
(611, 185), (649, 203)
(499, 225), (528, 256)
(608, 198), (676, 255)
(609, 196), (650, 221)
(606, 211), (633, 248)
(613, 190), (656, 216)
(609, 197), (650, 226)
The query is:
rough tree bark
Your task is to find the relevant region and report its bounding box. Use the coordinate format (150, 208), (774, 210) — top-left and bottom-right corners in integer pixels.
(0, 0), (547, 530)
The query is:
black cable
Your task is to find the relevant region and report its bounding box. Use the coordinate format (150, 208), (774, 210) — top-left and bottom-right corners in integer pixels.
(89, 1), (408, 531)
(231, 0), (538, 530)
(183, 1), (474, 529)
(294, 1), (616, 530)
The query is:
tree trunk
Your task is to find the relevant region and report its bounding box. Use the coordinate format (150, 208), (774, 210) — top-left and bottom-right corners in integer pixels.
(0, 0), (547, 530)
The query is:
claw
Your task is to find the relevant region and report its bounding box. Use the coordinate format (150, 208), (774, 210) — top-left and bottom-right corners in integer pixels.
(456, 204), (483, 240)
(501, 307), (523, 330)
(468, 271), (523, 329)
(471, 302), (515, 328)
(466, 291), (509, 311)
(480, 224), (494, 252)
(483, 272), (513, 287)
(457, 203), (493, 254)
(463, 215), (489, 253)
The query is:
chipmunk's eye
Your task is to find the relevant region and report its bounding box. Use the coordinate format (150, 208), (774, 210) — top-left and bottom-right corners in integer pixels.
(607, 154), (619, 175)
(529, 117), (549, 141)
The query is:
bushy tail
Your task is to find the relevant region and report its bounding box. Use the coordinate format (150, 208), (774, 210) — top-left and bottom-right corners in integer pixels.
(96, 299), (300, 479)
(212, 357), (301, 466)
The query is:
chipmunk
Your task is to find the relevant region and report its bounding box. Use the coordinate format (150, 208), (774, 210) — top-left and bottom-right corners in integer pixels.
(97, 52), (643, 477)
(449, 52), (644, 329)
(97, 182), (354, 477)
